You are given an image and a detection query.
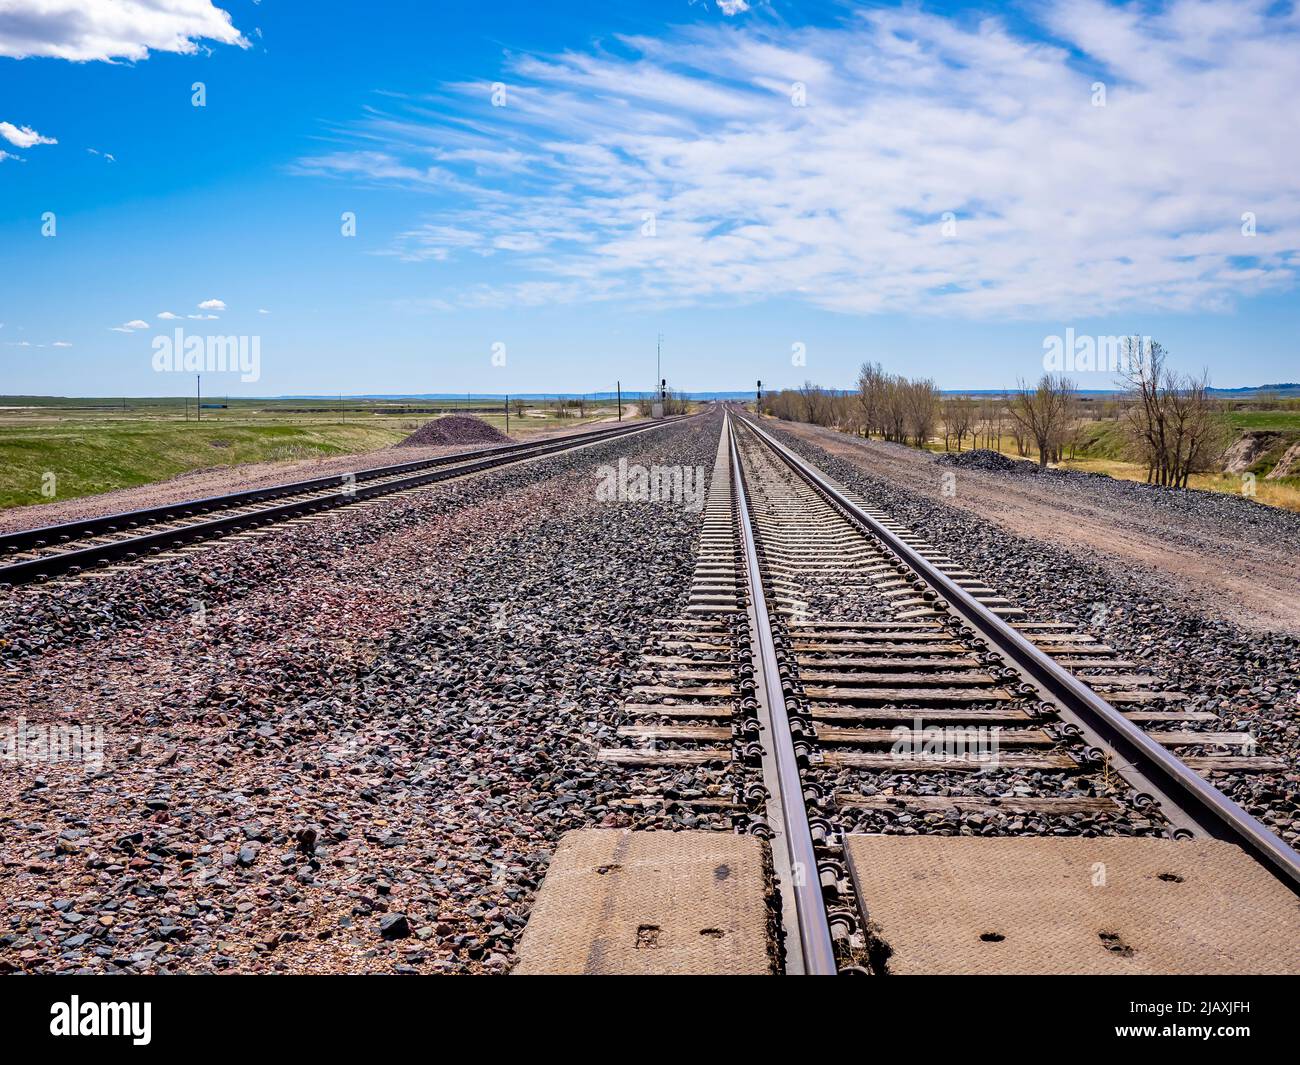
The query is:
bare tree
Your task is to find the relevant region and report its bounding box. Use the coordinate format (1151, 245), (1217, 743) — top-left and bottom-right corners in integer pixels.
(979, 396), (1004, 451)
(1120, 340), (1227, 486)
(799, 381), (833, 426)
(882, 375), (909, 443)
(1008, 374), (1077, 467)
(856, 361), (887, 438)
(902, 378), (939, 447)
(942, 394), (977, 451)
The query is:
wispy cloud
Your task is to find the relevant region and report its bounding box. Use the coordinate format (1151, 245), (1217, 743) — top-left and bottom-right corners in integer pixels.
(295, 0), (1300, 319)
(197, 298), (226, 311)
(0, 121), (55, 148)
(110, 319), (150, 332)
(0, 0), (246, 62)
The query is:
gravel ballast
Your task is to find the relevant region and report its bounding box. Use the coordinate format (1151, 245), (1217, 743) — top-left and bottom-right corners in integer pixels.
(760, 419), (1300, 850)
(0, 415), (722, 974)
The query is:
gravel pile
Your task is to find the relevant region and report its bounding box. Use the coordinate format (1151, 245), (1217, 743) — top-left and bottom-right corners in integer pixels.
(935, 448), (1024, 473)
(397, 416), (511, 448)
(762, 421), (1300, 850)
(0, 413), (724, 974)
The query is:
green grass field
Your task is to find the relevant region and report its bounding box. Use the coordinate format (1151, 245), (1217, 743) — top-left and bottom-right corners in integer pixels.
(0, 421), (411, 509)
(0, 397), (634, 511)
(1220, 409), (1300, 431)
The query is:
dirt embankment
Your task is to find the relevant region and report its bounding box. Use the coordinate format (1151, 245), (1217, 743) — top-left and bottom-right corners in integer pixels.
(1222, 430), (1300, 480)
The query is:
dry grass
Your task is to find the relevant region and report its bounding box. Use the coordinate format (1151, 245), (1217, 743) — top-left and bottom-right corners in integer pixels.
(1058, 457), (1300, 512)
(919, 438), (1300, 513)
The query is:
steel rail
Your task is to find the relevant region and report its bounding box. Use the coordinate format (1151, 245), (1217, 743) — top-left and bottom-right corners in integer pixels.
(1, 417), (682, 557)
(726, 412), (839, 973)
(0, 416), (684, 587)
(736, 413), (1300, 896)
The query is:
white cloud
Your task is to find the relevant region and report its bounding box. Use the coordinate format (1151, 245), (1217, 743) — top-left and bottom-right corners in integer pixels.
(0, 121), (55, 148)
(157, 311), (180, 319)
(87, 147), (116, 162)
(0, 0), (247, 62)
(188, 313), (218, 319)
(0, 150), (21, 163)
(110, 319), (149, 332)
(292, 151), (457, 189)
(302, 0), (1300, 319)
(51, 340), (71, 347)
(197, 298), (226, 310)
(257, 308), (270, 314)
(716, 1), (750, 15)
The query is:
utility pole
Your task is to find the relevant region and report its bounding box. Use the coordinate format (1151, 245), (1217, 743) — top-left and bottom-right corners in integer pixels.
(617, 381), (622, 421)
(656, 334), (662, 403)
(505, 393), (509, 435)
(196, 375), (201, 422)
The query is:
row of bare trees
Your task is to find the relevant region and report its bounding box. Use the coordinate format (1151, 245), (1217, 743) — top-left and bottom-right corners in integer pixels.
(852, 362), (942, 446)
(759, 339), (1229, 489)
(761, 367), (942, 447)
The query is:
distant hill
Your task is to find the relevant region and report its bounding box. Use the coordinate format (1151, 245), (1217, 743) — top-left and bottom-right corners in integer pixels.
(1207, 383), (1300, 397)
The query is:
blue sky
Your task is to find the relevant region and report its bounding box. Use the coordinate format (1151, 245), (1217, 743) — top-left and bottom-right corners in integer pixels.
(1, 0), (1297, 397)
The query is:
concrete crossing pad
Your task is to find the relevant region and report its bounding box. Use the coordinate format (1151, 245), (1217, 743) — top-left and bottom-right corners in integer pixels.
(514, 829), (776, 975)
(843, 835), (1300, 974)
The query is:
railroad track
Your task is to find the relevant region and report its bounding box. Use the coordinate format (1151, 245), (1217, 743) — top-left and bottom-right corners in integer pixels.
(0, 416), (684, 588)
(593, 408), (1300, 974)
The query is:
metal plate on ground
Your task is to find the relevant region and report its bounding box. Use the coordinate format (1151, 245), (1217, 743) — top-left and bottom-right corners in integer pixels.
(514, 829), (775, 975)
(843, 835), (1300, 974)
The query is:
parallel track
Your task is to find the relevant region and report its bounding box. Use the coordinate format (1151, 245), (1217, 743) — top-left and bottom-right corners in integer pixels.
(732, 413), (1300, 893)
(600, 409), (1299, 973)
(0, 417), (682, 587)
(727, 409), (1300, 969)
(592, 410), (1300, 972)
